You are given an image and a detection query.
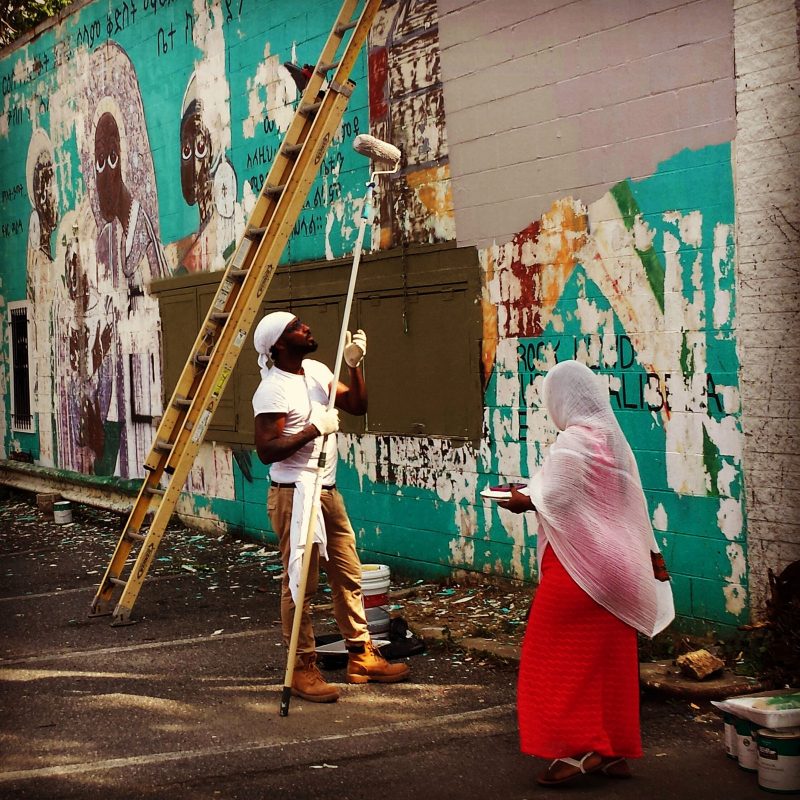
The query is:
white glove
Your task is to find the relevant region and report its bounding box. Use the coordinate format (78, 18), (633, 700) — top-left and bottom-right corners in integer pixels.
(309, 403), (339, 436)
(344, 329), (367, 368)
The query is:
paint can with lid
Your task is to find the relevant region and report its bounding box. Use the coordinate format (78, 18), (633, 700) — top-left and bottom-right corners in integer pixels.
(757, 726), (800, 793)
(723, 712), (738, 759)
(53, 500), (72, 524)
(735, 716), (759, 772)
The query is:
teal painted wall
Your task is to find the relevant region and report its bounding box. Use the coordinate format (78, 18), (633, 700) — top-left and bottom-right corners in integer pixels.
(0, 0), (372, 475)
(0, 1), (745, 634)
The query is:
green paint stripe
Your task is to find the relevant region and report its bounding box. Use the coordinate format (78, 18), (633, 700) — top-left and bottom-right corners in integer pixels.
(702, 425), (721, 498)
(610, 181), (666, 313)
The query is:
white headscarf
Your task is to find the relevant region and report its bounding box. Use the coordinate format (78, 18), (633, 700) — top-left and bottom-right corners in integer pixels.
(527, 360), (674, 637)
(253, 311), (296, 377)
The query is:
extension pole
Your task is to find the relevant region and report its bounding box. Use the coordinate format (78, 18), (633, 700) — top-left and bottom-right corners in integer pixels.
(279, 182), (376, 716)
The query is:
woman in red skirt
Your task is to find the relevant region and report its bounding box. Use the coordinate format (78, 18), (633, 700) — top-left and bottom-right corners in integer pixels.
(499, 360), (674, 787)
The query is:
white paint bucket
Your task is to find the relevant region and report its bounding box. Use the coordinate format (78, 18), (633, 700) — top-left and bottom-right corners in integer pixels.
(735, 716), (759, 772)
(53, 501), (72, 524)
(723, 712), (737, 760)
(757, 726), (800, 793)
(361, 564), (390, 609)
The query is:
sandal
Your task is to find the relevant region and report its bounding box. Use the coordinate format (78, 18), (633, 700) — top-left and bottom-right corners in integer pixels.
(536, 751), (603, 786)
(598, 757), (632, 779)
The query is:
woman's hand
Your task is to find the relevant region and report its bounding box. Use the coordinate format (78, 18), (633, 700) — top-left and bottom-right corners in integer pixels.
(497, 487), (535, 514)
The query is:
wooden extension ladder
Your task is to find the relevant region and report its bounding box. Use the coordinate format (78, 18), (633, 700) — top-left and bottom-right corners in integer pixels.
(90, 0), (381, 625)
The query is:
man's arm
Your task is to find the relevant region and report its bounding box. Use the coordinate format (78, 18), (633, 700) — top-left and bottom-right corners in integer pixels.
(254, 412), (319, 465)
(334, 364), (367, 416)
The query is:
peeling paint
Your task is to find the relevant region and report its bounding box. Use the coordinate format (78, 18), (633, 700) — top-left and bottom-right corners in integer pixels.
(718, 497), (744, 541)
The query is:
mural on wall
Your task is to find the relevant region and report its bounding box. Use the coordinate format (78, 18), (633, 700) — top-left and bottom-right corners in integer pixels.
(25, 127), (58, 465)
(334, 144), (745, 629)
(165, 0), (243, 277)
(1, 0), (373, 484)
(65, 41), (165, 477)
(368, 0), (453, 248)
(0, 0), (745, 631)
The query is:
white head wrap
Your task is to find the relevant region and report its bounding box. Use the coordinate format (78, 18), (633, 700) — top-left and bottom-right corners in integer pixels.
(253, 311), (296, 376)
(527, 360), (674, 637)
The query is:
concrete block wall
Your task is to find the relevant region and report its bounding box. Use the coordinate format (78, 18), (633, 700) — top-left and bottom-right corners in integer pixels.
(733, 0), (800, 615)
(437, 0), (736, 250)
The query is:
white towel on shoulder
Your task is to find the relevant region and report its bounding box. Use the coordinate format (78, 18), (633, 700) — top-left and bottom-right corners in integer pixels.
(288, 471), (328, 605)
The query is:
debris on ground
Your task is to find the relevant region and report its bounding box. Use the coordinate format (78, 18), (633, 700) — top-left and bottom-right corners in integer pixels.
(677, 648), (726, 680)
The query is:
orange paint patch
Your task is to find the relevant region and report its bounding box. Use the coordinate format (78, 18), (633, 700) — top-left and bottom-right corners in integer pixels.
(406, 165), (453, 219)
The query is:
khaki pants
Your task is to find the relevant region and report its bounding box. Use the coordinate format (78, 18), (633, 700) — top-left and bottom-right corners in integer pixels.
(268, 485), (369, 656)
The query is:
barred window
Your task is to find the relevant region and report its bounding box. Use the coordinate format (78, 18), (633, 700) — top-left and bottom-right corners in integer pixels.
(9, 304), (32, 432)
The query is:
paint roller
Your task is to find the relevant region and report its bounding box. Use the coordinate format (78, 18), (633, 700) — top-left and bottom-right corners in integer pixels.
(280, 132), (402, 718)
(352, 133), (401, 180)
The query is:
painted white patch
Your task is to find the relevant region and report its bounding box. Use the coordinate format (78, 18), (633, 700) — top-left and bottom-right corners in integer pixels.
(716, 460), (738, 497)
(712, 223), (733, 328)
(243, 44), (297, 139)
(717, 497), (744, 541)
(652, 503), (668, 531)
(633, 214), (656, 250)
(665, 412), (707, 495)
(575, 297), (614, 337)
(241, 180), (258, 218)
(664, 209), (703, 248)
(723, 583), (747, 616)
(187, 442), (235, 499)
(704, 415), (743, 461)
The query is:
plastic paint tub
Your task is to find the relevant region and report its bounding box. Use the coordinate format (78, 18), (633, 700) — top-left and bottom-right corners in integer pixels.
(735, 716), (759, 772)
(365, 605), (390, 637)
(723, 712), (738, 760)
(757, 726), (800, 794)
(53, 500), (72, 524)
(361, 564), (390, 609)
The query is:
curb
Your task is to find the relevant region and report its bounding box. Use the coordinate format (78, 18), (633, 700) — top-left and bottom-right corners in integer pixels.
(436, 636), (767, 703)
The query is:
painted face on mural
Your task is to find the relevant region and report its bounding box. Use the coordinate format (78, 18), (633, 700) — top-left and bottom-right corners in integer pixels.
(32, 151), (57, 242)
(180, 100), (213, 223)
(95, 112), (124, 224)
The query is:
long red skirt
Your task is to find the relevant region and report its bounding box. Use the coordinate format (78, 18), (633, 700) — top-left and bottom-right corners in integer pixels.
(517, 544), (643, 759)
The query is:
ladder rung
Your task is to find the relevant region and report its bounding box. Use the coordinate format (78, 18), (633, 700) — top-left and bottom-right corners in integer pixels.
(335, 19), (357, 35)
(300, 101), (322, 116)
(90, 0), (381, 628)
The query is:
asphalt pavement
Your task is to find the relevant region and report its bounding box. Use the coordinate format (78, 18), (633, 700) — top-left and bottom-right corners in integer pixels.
(0, 488), (770, 799)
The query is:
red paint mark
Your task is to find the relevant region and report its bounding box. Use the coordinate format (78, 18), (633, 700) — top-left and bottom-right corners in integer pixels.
(503, 220), (546, 338)
(369, 47), (389, 120)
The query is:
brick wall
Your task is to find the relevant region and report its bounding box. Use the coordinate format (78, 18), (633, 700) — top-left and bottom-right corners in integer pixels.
(437, 0), (736, 250)
(733, 0), (800, 615)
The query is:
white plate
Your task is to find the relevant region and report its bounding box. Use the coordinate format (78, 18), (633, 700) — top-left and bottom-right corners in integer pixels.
(480, 483), (526, 501)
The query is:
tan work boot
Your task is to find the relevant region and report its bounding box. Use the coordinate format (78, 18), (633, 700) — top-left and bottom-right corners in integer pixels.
(292, 653), (340, 702)
(347, 640), (410, 684)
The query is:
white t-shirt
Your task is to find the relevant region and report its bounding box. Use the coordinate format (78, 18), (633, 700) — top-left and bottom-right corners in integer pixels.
(252, 359), (337, 485)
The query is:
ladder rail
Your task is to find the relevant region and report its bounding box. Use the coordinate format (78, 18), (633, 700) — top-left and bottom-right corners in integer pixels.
(90, 0), (382, 624)
(140, 0), (364, 478)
